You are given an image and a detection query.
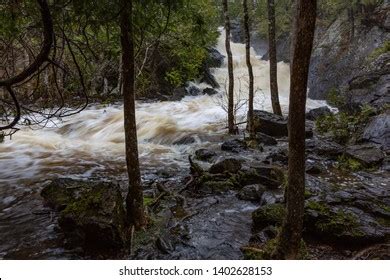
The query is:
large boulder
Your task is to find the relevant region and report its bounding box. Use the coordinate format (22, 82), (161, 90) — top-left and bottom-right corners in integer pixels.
(203, 87), (218, 96)
(237, 184), (267, 202)
(235, 165), (285, 189)
(170, 87), (188, 101)
(345, 144), (385, 167)
(251, 110), (288, 138)
(221, 139), (248, 153)
(209, 158), (242, 174)
(306, 138), (344, 158)
(306, 106), (332, 121)
(254, 133), (277, 146)
(194, 149), (217, 162)
(200, 68), (220, 88)
(41, 179), (129, 254)
(362, 114), (390, 151)
(206, 48), (225, 68)
(252, 174), (390, 247)
(304, 201), (388, 246)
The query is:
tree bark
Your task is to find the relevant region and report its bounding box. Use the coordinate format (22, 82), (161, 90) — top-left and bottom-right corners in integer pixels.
(223, 0), (235, 134)
(267, 0), (282, 116)
(120, 0), (146, 229)
(244, 0), (255, 139)
(273, 0), (317, 260)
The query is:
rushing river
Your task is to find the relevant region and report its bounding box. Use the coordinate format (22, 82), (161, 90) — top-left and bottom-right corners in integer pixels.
(0, 31), (327, 259)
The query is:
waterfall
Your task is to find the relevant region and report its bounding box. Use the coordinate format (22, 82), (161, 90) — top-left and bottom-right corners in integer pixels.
(0, 31), (327, 185)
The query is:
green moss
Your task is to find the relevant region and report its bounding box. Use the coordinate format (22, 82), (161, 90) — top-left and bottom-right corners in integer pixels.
(132, 218), (161, 250)
(143, 197), (154, 207)
(242, 238), (279, 260)
(202, 180), (235, 192)
(316, 105), (375, 145)
(326, 88), (345, 107)
(317, 210), (363, 237)
(369, 40), (390, 61)
(306, 200), (329, 213)
(376, 217), (390, 227)
(304, 189), (314, 199)
(336, 155), (363, 172)
(242, 239), (308, 260)
(306, 201), (364, 238)
(252, 204), (286, 230)
(62, 187), (105, 218)
(378, 204), (390, 213)
(196, 173), (237, 192)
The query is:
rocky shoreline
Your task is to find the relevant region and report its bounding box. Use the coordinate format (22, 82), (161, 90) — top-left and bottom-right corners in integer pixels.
(40, 106), (389, 259)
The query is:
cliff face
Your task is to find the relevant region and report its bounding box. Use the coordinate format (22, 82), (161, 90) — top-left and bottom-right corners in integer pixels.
(308, 3), (390, 103)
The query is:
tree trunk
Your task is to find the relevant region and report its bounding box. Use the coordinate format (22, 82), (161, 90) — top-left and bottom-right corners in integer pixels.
(244, 0), (255, 139)
(120, 0), (146, 229)
(223, 0), (235, 134)
(273, 0), (317, 260)
(267, 0), (282, 116)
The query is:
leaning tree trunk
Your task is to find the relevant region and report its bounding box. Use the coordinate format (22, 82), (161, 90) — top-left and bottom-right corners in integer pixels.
(223, 0), (235, 134)
(272, 0), (317, 260)
(244, 0), (255, 139)
(120, 0), (146, 229)
(267, 0), (282, 116)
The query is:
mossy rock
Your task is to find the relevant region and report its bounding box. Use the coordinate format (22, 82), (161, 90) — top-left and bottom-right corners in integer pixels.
(195, 173), (237, 193)
(252, 204), (286, 231)
(232, 166), (285, 189)
(304, 201), (386, 245)
(41, 178), (129, 255)
(242, 239), (308, 260)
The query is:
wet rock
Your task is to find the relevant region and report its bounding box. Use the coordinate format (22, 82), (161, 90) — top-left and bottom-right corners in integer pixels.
(306, 106), (332, 121)
(262, 32), (291, 63)
(173, 135), (196, 145)
(187, 85), (202, 96)
(305, 122), (314, 139)
(41, 179), (128, 254)
(345, 144), (385, 167)
(170, 87), (188, 101)
(353, 244), (390, 260)
(230, 20), (244, 43)
(252, 204), (285, 231)
(362, 114), (390, 151)
(209, 158), (242, 174)
(260, 190), (284, 206)
(306, 138), (344, 158)
(156, 235), (175, 254)
(200, 68), (219, 88)
(251, 110), (288, 138)
(304, 201), (388, 246)
(308, 5), (390, 102)
(306, 163), (323, 175)
(203, 87), (218, 95)
(194, 149), (217, 162)
(249, 226), (278, 244)
(237, 184), (266, 202)
(265, 149), (288, 165)
(235, 165), (285, 189)
(253, 174), (390, 247)
(206, 48), (225, 68)
(221, 139), (248, 153)
(254, 133), (277, 146)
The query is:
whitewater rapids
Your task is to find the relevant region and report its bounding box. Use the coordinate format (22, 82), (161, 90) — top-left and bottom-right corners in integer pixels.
(0, 31), (327, 185)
